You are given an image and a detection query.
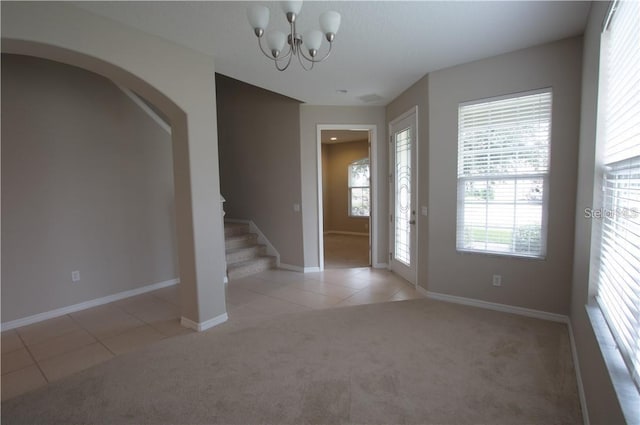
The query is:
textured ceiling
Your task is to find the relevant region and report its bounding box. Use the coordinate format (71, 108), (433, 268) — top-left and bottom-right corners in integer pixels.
(75, 1), (590, 106)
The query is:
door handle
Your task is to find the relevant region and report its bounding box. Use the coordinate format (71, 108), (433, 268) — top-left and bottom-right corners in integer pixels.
(409, 220), (416, 225)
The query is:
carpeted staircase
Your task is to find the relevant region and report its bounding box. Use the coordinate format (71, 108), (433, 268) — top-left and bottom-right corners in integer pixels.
(225, 222), (275, 280)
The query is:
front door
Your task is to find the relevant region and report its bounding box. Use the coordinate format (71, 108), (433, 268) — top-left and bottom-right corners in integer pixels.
(389, 108), (417, 285)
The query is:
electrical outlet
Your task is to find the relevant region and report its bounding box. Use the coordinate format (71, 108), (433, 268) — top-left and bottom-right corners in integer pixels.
(71, 270), (81, 283)
(492, 274), (502, 287)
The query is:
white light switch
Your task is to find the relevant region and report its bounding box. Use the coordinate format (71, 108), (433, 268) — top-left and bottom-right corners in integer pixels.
(421, 206), (428, 216)
(293, 203), (301, 212)
(71, 271), (80, 283)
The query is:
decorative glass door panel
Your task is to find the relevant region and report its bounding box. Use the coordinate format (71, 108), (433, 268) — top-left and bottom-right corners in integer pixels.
(395, 128), (412, 266)
(389, 109), (417, 285)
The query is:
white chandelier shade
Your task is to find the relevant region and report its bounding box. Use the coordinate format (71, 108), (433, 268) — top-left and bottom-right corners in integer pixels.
(247, 1), (341, 71)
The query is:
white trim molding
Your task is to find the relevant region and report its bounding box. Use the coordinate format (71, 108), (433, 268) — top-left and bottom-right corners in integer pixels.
(279, 263), (304, 272)
(115, 84), (171, 134)
(418, 288), (569, 323)
(225, 218), (281, 267)
(415, 287), (589, 423)
(373, 262), (389, 269)
(567, 320), (590, 425)
(278, 264), (321, 273)
(324, 231), (369, 236)
(181, 313), (228, 332)
(316, 123), (379, 272)
(1, 278), (179, 331)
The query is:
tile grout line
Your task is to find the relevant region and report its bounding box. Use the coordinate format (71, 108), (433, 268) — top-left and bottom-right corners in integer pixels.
(244, 284), (346, 311)
(14, 325), (50, 384)
(66, 311), (119, 357)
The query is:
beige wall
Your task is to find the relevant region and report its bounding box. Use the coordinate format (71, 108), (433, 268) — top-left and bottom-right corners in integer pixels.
(386, 75), (430, 287)
(1, 54), (177, 322)
(2, 2), (227, 327)
(216, 74), (304, 267)
(570, 2), (626, 423)
(323, 140), (370, 234)
(300, 106), (387, 268)
(425, 37), (582, 315)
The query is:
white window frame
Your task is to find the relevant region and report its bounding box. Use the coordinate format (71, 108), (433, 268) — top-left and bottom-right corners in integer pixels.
(348, 158), (370, 217)
(456, 89), (552, 259)
(591, 0), (640, 405)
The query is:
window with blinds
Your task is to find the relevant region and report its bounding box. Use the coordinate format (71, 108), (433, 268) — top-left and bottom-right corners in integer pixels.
(456, 90), (552, 258)
(595, 0), (640, 391)
(348, 158), (370, 217)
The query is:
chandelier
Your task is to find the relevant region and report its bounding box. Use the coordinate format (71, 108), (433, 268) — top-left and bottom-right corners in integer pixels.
(247, 1), (341, 71)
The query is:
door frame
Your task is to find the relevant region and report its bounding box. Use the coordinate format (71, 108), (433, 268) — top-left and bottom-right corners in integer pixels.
(316, 124), (378, 271)
(388, 106), (419, 287)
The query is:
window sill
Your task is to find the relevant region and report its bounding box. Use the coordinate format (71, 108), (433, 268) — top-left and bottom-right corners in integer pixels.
(456, 249), (546, 261)
(585, 303), (640, 423)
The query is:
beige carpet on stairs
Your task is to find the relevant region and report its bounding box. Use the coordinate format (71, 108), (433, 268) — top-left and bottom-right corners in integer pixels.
(1, 299), (581, 424)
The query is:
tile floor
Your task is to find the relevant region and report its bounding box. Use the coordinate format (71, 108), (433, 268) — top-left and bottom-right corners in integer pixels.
(1, 267), (423, 401)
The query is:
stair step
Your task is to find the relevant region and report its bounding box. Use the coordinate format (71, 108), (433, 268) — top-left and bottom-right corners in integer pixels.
(224, 222), (250, 238)
(227, 256), (276, 281)
(225, 233), (258, 250)
(226, 244), (267, 265)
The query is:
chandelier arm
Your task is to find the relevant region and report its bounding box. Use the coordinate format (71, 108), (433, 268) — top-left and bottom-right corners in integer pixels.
(275, 52), (293, 71)
(298, 41), (333, 63)
(297, 50), (314, 71)
(257, 37), (275, 60)
(257, 37), (293, 61)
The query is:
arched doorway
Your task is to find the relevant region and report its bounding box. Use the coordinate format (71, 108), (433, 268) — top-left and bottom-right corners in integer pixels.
(2, 2), (227, 330)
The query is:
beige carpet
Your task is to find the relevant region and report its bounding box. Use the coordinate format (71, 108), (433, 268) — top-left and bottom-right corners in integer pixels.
(1, 299), (581, 424)
(324, 233), (370, 269)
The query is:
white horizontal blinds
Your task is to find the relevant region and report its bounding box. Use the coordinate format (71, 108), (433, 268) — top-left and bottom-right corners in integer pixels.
(596, 0), (640, 391)
(598, 159), (640, 389)
(457, 90), (551, 258)
(603, 0), (640, 164)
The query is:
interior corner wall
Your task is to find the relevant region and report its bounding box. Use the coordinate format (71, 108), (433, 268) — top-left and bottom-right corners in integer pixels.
(323, 140), (370, 234)
(426, 36), (583, 315)
(386, 75), (430, 288)
(300, 106), (387, 268)
(1, 54), (177, 322)
(570, 2), (626, 423)
(215, 74), (304, 267)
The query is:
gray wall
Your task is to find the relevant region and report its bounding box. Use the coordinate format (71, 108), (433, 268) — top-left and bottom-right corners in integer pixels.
(570, 2), (626, 423)
(386, 75), (430, 287)
(322, 140), (370, 234)
(1, 54), (177, 322)
(215, 74), (304, 267)
(300, 106), (387, 268)
(425, 37), (583, 315)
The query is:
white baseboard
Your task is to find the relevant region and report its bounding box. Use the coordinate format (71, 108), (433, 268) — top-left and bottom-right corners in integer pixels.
(304, 266), (321, 273)
(373, 262), (389, 269)
(324, 231), (369, 236)
(1, 278), (180, 331)
(225, 218), (281, 267)
(567, 321), (590, 425)
(279, 263), (304, 272)
(420, 289), (569, 324)
(180, 313), (228, 332)
(418, 288), (585, 422)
